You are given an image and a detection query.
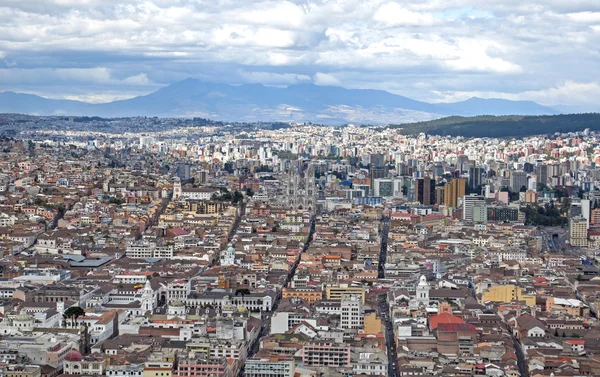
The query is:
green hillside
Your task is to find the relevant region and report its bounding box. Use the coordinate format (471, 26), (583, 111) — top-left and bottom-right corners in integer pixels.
(388, 114), (600, 137)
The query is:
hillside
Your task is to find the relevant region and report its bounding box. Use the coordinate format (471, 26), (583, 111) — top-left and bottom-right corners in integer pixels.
(0, 79), (560, 125)
(388, 114), (600, 137)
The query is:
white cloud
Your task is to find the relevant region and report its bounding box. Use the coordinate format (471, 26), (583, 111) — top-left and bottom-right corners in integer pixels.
(432, 81), (600, 107)
(237, 70), (311, 85)
(567, 12), (600, 23)
(373, 2), (437, 26)
(0, 0), (598, 108)
(314, 73), (341, 86)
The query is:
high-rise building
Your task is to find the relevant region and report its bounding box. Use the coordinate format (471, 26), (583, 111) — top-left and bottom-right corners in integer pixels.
(370, 166), (387, 191)
(456, 155), (469, 173)
(469, 167), (484, 190)
(370, 153), (385, 168)
(535, 165), (548, 188)
(463, 194), (486, 222)
(510, 171), (528, 192)
(443, 178), (466, 207)
(435, 186), (445, 205)
(177, 163), (191, 181)
(415, 177), (435, 205)
(569, 216), (588, 247)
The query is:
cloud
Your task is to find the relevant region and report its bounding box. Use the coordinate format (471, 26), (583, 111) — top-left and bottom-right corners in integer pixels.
(0, 0), (598, 108)
(567, 12), (600, 23)
(314, 72), (341, 86)
(373, 2), (437, 26)
(237, 70), (311, 85)
(432, 81), (600, 107)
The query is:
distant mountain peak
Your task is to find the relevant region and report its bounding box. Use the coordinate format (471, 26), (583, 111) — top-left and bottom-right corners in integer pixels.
(0, 79), (561, 124)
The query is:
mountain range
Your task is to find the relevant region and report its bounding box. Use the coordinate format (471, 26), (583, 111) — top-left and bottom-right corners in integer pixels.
(0, 78), (561, 124)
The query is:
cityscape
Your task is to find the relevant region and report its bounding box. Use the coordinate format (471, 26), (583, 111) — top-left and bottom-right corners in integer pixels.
(2, 1), (600, 377)
(0, 113), (594, 377)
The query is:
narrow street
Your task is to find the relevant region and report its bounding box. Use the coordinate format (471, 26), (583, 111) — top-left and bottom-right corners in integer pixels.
(513, 336), (530, 377)
(378, 216), (390, 279)
(377, 215), (397, 377)
(239, 216), (316, 377)
(379, 295), (399, 377)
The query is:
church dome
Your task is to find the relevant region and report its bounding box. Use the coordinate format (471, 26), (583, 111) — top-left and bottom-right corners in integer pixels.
(170, 300), (185, 307)
(65, 349), (82, 362)
(418, 275), (428, 286)
(227, 245), (235, 253)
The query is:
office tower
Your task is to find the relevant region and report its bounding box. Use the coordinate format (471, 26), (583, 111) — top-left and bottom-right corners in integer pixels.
(370, 166), (387, 191)
(415, 177), (435, 205)
(456, 155), (469, 173)
(443, 178), (466, 207)
(370, 153), (385, 168)
(510, 171), (528, 192)
(463, 194), (486, 222)
(374, 178), (394, 197)
(535, 165), (548, 188)
(176, 163), (191, 181)
(569, 216), (588, 247)
(435, 186), (445, 205)
(469, 167), (484, 190)
(434, 163), (444, 178)
(523, 162), (534, 173)
(581, 199), (591, 229)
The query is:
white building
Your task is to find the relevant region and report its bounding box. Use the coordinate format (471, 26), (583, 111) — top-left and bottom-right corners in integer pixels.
(340, 294), (363, 330)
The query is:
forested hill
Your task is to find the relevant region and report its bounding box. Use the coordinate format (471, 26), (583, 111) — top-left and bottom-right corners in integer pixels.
(388, 114), (600, 137)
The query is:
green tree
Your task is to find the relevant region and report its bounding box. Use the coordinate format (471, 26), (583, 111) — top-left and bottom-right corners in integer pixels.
(63, 306), (85, 327)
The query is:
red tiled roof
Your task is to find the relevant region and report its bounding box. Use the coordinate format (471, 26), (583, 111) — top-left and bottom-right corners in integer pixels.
(437, 323), (477, 332)
(429, 312), (464, 330)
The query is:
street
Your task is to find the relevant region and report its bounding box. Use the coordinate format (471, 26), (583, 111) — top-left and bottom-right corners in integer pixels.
(377, 215), (397, 377)
(238, 216), (316, 377)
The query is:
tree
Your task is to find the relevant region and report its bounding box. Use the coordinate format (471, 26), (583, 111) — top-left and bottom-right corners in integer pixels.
(232, 191), (244, 204)
(235, 288), (251, 302)
(401, 185), (408, 196)
(520, 185), (528, 193)
(63, 306), (85, 327)
(246, 188), (254, 197)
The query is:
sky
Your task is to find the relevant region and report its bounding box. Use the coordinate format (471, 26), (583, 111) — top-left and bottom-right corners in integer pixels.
(1, 0), (600, 109)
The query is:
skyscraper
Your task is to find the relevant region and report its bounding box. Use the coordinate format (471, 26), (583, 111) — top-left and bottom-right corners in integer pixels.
(469, 167), (484, 190)
(415, 177), (435, 205)
(370, 153), (385, 168)
(443, 178), (466, 207)
(370, 166), (387, 191)
(510, 171), (528, 192)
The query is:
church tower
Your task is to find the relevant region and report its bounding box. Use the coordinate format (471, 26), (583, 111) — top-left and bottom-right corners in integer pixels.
(142, 279), (155, 312)
(416, 275), (430, 306)
(173, 178), (182, 200)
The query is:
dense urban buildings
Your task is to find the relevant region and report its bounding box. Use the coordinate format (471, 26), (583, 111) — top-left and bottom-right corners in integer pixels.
(0, 114), (598, 377)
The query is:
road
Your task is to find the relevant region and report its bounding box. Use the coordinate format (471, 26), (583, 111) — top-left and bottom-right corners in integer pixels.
(378, 216), (390, 279)
(239, 216), (316, 377)
(379, 295), (399, 377)
(377, 215), (397, 377)
(513, 336), (530, 377)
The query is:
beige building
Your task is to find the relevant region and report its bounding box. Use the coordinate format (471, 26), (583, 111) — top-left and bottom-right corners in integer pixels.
(569, 215), (588, 247)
